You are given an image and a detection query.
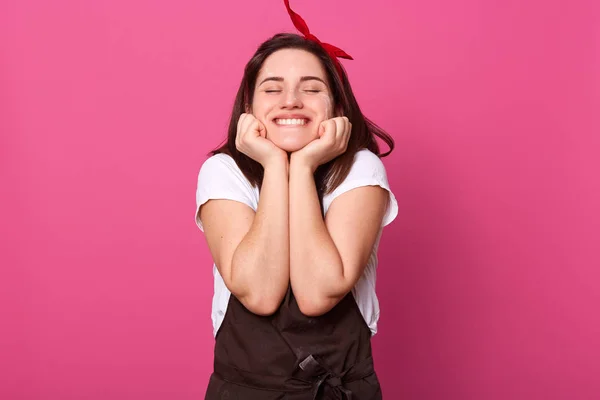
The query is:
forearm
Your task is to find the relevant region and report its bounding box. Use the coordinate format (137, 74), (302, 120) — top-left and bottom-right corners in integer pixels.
(288, 161), (348, 315)
(231, 159), (289, 314)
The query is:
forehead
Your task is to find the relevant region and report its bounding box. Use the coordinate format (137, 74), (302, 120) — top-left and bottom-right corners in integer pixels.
(257, 49), (326, 80)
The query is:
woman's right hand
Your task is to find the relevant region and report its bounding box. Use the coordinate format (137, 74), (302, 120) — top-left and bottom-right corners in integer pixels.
(236, 113), (287, 168)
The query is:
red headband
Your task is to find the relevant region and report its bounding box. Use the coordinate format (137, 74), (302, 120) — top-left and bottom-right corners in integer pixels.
(283, 0), (353, 77)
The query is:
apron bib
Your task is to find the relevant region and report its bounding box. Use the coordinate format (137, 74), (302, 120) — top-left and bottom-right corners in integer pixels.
(205, 285), (382, 399)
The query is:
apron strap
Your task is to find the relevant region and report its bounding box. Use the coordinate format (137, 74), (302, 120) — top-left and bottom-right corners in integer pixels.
(299, 354), (375, 399)
(214, 355), (375, 399)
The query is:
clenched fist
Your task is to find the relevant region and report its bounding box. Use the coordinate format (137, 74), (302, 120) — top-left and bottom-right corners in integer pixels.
(235, 113), (287, 168)
(290, 116), (351, 172)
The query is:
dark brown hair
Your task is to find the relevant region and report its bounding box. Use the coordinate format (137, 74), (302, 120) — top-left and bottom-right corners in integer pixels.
(212, 33), (394, 199)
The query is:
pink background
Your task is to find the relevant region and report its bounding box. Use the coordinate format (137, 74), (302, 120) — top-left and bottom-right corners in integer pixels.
(2, 0), (599, 399)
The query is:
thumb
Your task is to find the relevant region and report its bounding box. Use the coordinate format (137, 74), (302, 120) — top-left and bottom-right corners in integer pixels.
(318, 121), (326, 138)
(256, 120), (267, 138)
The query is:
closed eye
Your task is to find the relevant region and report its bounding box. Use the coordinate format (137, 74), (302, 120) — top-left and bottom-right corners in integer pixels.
(265, 90), (282, 93)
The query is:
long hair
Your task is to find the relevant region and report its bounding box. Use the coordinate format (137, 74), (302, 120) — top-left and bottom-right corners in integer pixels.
(212, 33), (394, 200)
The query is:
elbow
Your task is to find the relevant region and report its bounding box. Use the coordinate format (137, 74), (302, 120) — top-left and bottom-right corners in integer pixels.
(295, 278), (353, 317)
(242, 293), (284, 316)
(296, 295), (338, 317)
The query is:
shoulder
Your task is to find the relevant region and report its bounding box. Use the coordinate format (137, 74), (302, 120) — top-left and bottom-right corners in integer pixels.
(197, 153), (256, 190)
(323, 149), (398, 226)
(331, 149), (392, 196)
(198, 153), (241, 178)
(195, 153), (258, 230)
(347, 149), (389, 180)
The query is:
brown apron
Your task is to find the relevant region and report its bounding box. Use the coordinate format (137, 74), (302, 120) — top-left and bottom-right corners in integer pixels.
(205, 285), (382, 399)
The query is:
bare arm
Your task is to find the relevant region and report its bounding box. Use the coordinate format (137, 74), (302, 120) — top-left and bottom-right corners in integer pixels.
(288, 159), (388, 316)
(200, 157), (289, 316)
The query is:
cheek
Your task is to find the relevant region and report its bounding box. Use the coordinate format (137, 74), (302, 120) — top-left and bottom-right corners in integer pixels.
(307, 93), (333, 119)
(322, 95), (333, 119)
(251, 97), (274, 119)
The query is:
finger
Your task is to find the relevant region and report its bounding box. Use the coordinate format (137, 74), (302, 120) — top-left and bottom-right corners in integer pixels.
(341, 117), (351, 137)
(322, 120), (336, 144)
(343, 120), (351, 151)
(241, 114), (255, 138)
(333, 117), (345, 141)
(236, 114), (247, 148)
(345, 121), (352, 145)
(257, 121), (267, 138)
(336, 117), (350, 152)
(238, 114), (250, 142)
(238, 113), (248, 134)
(236, 114), (245, 142)
(239, 116), (256, 150)
(318, 121), (326, 137)
(343, 117), (350, 135)
(343, 117), (351, 139)
(250, 119), (263, 138)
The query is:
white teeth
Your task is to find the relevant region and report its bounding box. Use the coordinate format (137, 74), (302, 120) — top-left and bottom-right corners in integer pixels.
(275, 118), (307, 126)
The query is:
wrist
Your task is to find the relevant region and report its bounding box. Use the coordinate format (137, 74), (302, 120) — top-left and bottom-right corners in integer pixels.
(290, 153), (316, 174)
(262, 152), (288, 171)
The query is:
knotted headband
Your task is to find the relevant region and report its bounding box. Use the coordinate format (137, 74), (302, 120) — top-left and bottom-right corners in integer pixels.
(283, 0), (353, 77)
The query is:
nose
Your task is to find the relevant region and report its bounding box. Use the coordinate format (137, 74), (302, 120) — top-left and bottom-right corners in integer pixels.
(280, 88), (303, 109)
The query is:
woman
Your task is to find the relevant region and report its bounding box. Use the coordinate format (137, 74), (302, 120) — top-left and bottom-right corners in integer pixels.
(195, 2), (397, 398)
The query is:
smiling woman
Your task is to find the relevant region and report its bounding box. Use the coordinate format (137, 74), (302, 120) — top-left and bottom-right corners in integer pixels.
(252, 49), (333, 152)
(194, 1), (398, 399)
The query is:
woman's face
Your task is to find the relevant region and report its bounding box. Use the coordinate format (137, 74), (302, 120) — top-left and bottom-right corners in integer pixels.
(251, 49), (334, 152)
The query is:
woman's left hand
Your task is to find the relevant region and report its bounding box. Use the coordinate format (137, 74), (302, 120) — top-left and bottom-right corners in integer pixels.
(291, 116), (351, 172)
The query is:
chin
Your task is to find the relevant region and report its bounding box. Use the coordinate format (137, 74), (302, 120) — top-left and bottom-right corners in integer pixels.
(268, 130), (318, 153)
(271, 139), (310, 153)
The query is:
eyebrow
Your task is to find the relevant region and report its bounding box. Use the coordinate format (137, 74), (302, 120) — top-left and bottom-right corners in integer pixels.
(258, 76), (327, 86)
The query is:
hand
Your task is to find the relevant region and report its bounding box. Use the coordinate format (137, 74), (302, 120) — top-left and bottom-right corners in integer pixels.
(235, 113), (287, 168)
(291, 117), (351, 172)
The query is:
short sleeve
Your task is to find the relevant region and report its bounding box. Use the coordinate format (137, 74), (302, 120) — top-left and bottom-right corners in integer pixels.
(323, 149), (398, 227)
(194, 154), (258, 231)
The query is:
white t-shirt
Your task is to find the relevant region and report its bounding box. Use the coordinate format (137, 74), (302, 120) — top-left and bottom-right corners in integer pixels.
(194, 149), (398, 337)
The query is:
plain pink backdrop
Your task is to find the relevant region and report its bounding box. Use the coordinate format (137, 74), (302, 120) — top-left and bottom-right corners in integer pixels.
(2, 0), (599, 399)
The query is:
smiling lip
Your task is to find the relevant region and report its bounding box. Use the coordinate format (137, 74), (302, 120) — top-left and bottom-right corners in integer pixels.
(273, 114), (310, 120)
(273, 114), (311, 126)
